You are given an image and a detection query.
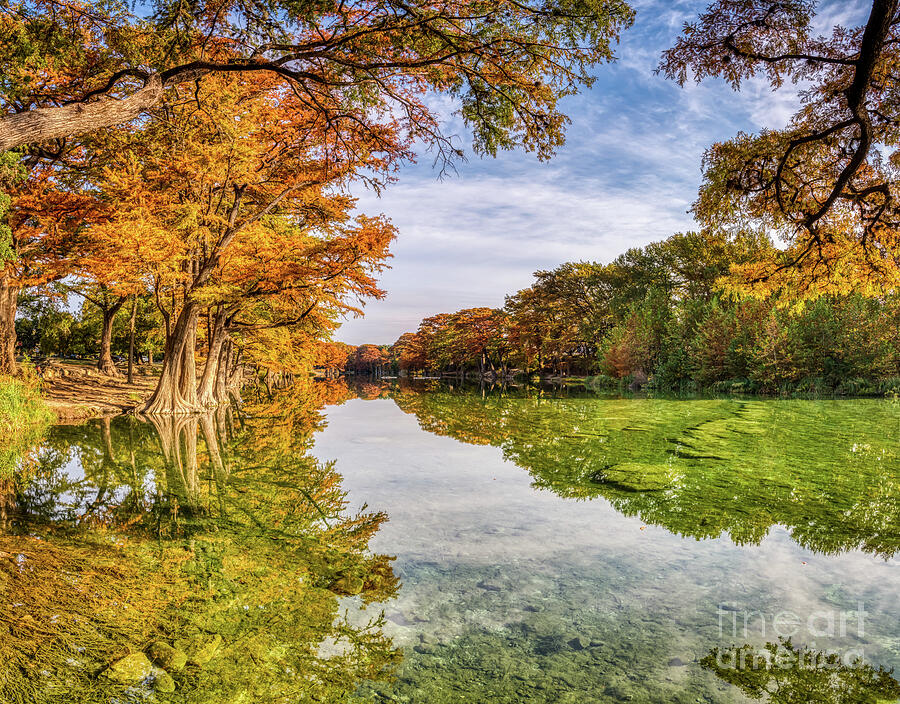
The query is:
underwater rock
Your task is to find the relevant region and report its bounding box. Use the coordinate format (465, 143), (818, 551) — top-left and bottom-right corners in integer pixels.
(604, 679), (637, 700)
(174, 634), (223, 667)
(567, 635), (590, 651)
(476, 580), (502, 592)
(192, 634), (222, 666)
(400, 609), (430, 624)
(100, 652), (153, 684)
(387, 611), (415, 626)
(534, 635), (569, 655)
(151, 667), (176, 692)
(147, 641), (187, 672)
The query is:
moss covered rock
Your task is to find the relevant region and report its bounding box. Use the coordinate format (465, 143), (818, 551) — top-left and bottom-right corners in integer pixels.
(152, 667), (176, 693)
(174, 634), (223, 667)
(100, 652), (153, 684)
(148, 641), (188, 672)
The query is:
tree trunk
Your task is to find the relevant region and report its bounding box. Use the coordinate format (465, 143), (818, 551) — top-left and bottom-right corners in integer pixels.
(224, 345), (243, 403)
(127, 295), (137, 384)
(0, 271), (18, 376)
(217, 340), (232, 403)
(141, 303), (200, 414)
(0, 478), (16, 530)
(98, 299), (125, 376)
(197, 310), (228, 408)
(215, 340), (232, 403)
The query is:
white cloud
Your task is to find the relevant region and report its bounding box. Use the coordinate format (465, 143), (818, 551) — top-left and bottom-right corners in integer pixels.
(335, 0), (865, 345)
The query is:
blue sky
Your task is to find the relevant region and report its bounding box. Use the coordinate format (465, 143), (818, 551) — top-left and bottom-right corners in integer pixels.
(337, 0), (865, 345)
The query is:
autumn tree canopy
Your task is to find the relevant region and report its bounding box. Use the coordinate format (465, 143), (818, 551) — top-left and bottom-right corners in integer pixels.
(0, 0), (634, 159)
(0, 0), (639, 407)
(0, 161), (98, 373)
(661, 0), (900, 297)
(83, 73), (398, 413)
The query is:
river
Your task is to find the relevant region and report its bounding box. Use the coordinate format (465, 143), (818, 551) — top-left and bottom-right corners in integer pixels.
(3, 381), (899, 703)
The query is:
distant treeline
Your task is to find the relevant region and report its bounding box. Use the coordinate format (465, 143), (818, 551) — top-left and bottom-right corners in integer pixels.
(346, 231), (900, 394)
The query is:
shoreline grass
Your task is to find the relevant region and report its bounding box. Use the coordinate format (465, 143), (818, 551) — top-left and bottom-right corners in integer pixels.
(0, 372), (55, 474)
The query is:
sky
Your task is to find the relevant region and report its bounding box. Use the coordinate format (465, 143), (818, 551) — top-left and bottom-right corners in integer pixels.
(336, 0), (866, 346)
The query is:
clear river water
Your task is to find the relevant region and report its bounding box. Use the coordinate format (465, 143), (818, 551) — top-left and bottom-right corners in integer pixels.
(2, 381), (900, 703)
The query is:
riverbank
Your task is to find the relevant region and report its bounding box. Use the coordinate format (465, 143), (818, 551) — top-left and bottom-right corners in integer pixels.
(402, 371), (900, 397)
(40, 362), (158, 420)
(591, 374), (900, 397)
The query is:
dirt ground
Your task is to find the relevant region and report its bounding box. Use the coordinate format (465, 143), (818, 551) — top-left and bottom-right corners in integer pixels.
(40, 361), (159, 421)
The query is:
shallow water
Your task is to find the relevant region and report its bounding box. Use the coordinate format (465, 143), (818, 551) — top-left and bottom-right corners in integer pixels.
(2, 383), (900, 703)
(314, 387), (900, 703)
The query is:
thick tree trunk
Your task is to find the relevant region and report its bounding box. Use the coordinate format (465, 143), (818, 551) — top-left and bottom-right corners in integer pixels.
(98, 299), (125, 376)
(224, 344), (243, 403)
(214, 342), (230, 404)
(127, 295), (137, 384)
(141, 303), (200, 414)
(0, 478), (16, 530)
(216, 341), (232, 403)
(197, 310), (227, 408)
(179, 308), (199, 406)
(0, 272), (18, 376)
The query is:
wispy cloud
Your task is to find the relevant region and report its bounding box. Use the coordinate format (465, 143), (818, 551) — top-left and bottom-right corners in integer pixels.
(337, 0), (856, 345)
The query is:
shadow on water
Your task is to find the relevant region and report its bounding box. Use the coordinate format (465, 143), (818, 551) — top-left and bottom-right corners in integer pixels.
(0, 381), (400, 704)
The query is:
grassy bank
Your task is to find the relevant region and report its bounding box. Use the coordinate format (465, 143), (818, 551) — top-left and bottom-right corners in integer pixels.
(0, 373), (55, 473)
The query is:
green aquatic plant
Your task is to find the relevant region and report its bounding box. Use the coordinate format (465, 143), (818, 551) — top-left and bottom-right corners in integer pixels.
(0, 372), (54, 475)
(701, 640), (900, 704)
(0, 393), (401, 703)
(390, 386), (900, 557)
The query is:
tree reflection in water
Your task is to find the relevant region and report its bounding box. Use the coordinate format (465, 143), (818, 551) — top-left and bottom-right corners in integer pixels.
(702, 640), (900, 704)
(390, 384), (900, 557)
(0, 381), (399, 703)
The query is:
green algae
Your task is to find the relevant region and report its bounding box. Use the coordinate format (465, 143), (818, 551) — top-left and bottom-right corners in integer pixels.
(5, 384), (900, 703)
(390, 387), (900, 557)
(0, 396), (401, 704)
